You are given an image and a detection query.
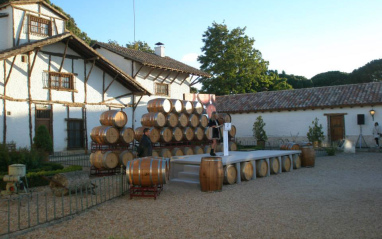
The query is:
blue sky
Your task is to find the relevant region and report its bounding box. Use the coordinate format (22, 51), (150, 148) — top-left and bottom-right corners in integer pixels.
(52, 0), (382, 80)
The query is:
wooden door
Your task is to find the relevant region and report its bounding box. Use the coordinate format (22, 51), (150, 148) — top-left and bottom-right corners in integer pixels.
(35, 109), (53, 139)
(330, 115), (344, 142)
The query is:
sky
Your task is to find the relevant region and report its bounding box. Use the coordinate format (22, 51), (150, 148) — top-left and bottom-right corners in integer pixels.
(51, 0), (382, 82)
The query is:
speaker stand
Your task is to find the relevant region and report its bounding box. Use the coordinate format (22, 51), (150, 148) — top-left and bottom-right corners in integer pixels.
(356, 125), (368, 148)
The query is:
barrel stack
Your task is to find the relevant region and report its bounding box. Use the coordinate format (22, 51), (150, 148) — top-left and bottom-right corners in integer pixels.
(89, 110), (135, 173)
(136, 98), (237, 158)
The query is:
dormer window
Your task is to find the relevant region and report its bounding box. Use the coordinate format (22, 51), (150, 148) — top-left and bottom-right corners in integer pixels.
(29, 15), (51, 36)
(46, 72), (75, 91)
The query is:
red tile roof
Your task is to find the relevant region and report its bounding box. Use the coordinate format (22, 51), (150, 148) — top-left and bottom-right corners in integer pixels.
(216, 82), (382, 113)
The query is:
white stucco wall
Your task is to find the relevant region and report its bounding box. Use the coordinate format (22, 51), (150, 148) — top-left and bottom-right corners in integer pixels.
(232, 106), (382, 147)
(0, 7), (12, 51)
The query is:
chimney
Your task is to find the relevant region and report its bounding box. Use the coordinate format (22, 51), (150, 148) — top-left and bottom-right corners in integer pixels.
(154, 42), (165, 57)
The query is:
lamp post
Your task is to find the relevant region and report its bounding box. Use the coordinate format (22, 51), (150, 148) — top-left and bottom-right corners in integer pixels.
(370, 109), (375, 121)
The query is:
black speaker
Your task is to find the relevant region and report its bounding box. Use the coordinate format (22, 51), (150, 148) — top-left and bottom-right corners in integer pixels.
(357, 114), (365, 125)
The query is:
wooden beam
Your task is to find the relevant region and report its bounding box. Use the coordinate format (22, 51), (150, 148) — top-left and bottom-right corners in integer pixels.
(103, 93), (133, 102)
(12, 6), (64, 21)
(133, 65), (144, 78)
(133, 95), (143, 110)
(59, 38), (70, 72)
(161, 71), (172, 83)
(3, 60), (6, 143)
(40, 50), (82, 60)
(16, 11), (26, 46)
(85, 60), (96, 83)
(53, 18), (58, 35)
(143, 68), (154, 80)
(29, 48), (40, 77)
(153, 70), (163, 82)
(104, 74), (119, 94)
(86, 57), (99, 62)
(190, 76), (202, 87)
(170, 72), (180, 84)
(102, 71), (105, 102)
(5, 56), (16, 86)
(180, 75), (189, 85)
(27, 53), (33, 147)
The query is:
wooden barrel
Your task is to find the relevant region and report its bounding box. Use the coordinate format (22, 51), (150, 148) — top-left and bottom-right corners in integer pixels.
(192, 101), (203, 114)
(223, 165), (237, 185)
(183, 147), (194, 155)
(172, 127), (183, 142)
(216, 143), (223, 152)
(172, 147), (184, 156)
(134, 127), (160, 143)
(301, 146), (315, 167)
(194, 127), (204, 141)
(219, 113), (231, 123)
(160, 148), (172, 158)
(293, 155), (301, 169)
(90, 151), (119, 169)
(204, 127), (211, 140)
(200, 115), (208, 128)
(229, 141), (237, 151)
(119, 127), (135, 144)
(197, 94), (210, 104)
(193, 146), (204, 155)
(280, 142), (300, 150)
(181, 100), (193, 114)
(282, 156), (292, 172)
(188, 114), (199, 127)
(160, 127), (173, 143)
(240, 162), (253, 181)
(178, 113), (188, 127)
(119, 150), (134, 167)
(152, 150), (160, 158)
(169, 99), (183, 114)
(99, 110), (127, 128)
(199, 157), (223, 192)
(183, 127), (194, 141)
(269, 157), (280, 174)
(229, 125), (236, 137)
(141, 112), (166, 127)
(126, 157), (167, 186)
(204, 145), (211, 154)
(166, 113), (178, 128)
(90, 126), (119, 144)
(147, 98), (172, 113)
(256, 159), (268, 177)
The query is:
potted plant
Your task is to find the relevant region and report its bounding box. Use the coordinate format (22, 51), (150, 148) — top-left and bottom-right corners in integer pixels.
(253, 116), (268, 149)
(307, 117), (325, 147)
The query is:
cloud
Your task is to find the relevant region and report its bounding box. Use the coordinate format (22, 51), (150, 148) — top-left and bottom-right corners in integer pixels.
(181, 53), (199, 62)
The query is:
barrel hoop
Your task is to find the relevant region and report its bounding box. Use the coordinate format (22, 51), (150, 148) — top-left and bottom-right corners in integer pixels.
(157, 159), (160, 184)
(202, 159), (222, 162)
(149, 158), (153, 186)
(138, 159), (142, 186)
(126, 161), (131, 184)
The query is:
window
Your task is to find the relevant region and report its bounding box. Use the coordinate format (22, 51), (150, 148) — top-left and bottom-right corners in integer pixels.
(46, 72), (75, 90)
(155, 83), (169, 96)
(29, 15), (51, 36)
(67, 119), (84, 149)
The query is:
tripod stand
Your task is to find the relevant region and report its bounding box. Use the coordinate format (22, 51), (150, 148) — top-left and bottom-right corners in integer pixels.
(356, 125), (368, 148)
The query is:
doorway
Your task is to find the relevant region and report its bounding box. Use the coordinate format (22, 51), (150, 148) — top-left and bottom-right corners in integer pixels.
(329, 115), (345, 142)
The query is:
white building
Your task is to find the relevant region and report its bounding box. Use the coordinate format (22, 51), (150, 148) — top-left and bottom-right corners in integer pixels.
(216, 82), (382, 148)
(0, 0), (150, 152)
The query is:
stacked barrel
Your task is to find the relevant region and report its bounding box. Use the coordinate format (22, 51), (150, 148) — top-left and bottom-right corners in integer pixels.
(89, 110), (135, 170)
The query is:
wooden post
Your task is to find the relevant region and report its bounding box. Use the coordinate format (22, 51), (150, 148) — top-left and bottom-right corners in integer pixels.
(16, 11), (26, 46)
(27, 53), (33, 147)
(102, 71), (105, 102)
(3, 60), (6, 143)
(59, 38), (70, 72)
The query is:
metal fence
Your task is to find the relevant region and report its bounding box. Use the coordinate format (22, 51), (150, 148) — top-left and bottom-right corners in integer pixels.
(0, 173), (129, 237)
(49, 152), (91, 168)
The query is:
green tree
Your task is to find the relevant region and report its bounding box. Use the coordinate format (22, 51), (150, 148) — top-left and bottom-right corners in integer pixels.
(198, 22), (285, 95)
(349, 59), (382, 83)
(126, 41), (154, 53)
(311, 71), (350, 87)
(33, 125), (53, 153)
(279, 71), (313, 89)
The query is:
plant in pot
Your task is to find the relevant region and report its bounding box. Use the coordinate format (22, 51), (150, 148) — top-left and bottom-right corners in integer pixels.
(307, 117), (325, 147)
(33, 125), (53, 161)
(253, 116), (268, 149)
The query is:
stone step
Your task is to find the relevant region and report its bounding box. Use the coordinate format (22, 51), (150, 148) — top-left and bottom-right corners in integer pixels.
(178, 171), (199, 181)
(183, 165), (200, 173)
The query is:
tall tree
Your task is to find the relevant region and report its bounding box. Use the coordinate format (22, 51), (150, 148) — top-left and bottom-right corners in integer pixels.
(349, 59), (382, 83)
(126, 41), (154, 53)
(198, 22), (290, 95)
(279, 71), (313, 89)
(311, 71), (350, 87)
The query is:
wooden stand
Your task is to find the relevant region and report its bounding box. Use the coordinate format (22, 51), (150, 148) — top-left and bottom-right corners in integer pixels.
(129, 184), (163, 200)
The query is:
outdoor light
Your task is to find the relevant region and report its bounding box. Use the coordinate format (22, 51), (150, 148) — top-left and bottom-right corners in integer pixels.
(370, 108), (375, 121)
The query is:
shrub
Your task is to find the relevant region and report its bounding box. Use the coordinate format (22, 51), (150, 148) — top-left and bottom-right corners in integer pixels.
(307, 118), (325, 143)
(33, 125), (53, 153)
(326, 147), (336, 156)
(253, 116), (268, 141)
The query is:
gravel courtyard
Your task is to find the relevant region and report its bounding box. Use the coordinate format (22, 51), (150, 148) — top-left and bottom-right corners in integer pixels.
(14, 152), (382, 239)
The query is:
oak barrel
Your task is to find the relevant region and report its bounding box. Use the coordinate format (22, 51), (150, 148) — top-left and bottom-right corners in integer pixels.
(172, 147), (184, 156)
(126, 157), (167, 186)
(256, 159), (268, 177)
(192, 101), (203, 114)
(99, 110), (127, 128)
(134, 127), (160, 143)
(160, 127), (173, 143)
(90, 151), (119, 169)
(183, 127), (194, 141)
(200, 115), (208, 128)
(301, 146), (315, 167)
(90, 126), (119, 144)
(269, 157), (280, 174)
(119, 127), (135, 144)
(178, 113), (189, 127)
(194, 127), (204, 141)
(240, 161), (254, 181)
(181, 100), (193, 114)
(147, 98), (172, 113)
(293, 155), (302, 169)
(223, 165), (237, 185)
(141, 112), (166, 127)
(199, 157), (223, 192)
(119, 150), (134, 167)
(183, 147), (194, 155)
(282, 156), (292, 172)
(219, 113), (231, 123)
(160, 148), (172, 158)
(280, 142), (300, 150)
(166, 113), (178, 128)
(188, 114), (199, 127)
(229, 141), (238, 151)
(152, 150), (160, 158)
(197, 94), (210, 104)
(193, 146), (204, 155)
(229, 125), (236, 137)
(172, 127), (183, 142)
(169, 99), (183, 114)
(204, 145), (211, 154)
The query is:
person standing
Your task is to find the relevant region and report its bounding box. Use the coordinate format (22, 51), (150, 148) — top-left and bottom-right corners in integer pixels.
(208, 112), (221, 156)
(373, 122), (381, 148)
(138, 128), (152, 157)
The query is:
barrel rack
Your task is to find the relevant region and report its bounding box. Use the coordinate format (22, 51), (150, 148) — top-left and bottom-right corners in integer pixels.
(129, 184), (163, 200)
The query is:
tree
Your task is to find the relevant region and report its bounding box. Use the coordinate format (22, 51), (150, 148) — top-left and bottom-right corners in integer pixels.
(126, 41), (154, 54)
(349, 59), (382, 84)
(198, 22), (288, 95)
(279, 71), (313, 89)
(311, 71), (350, 87)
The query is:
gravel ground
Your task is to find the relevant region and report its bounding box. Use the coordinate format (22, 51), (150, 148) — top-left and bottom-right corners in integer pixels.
(13, 152), (382, 239)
